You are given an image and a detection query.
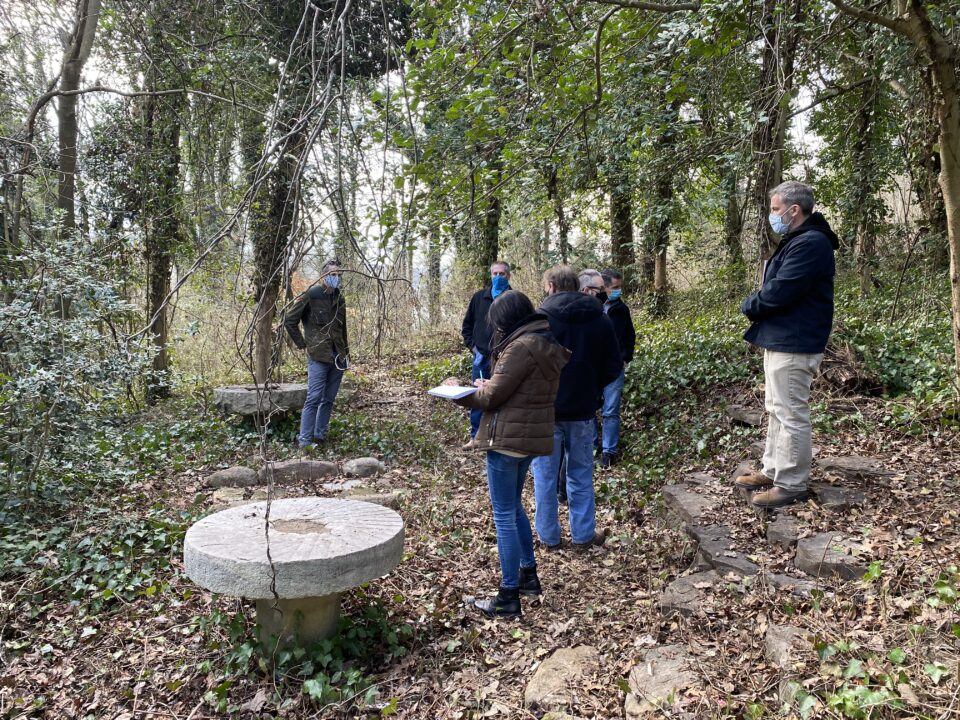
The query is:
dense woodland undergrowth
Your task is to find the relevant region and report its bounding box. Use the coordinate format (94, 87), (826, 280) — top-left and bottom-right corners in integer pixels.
(0, 269), (957, 718)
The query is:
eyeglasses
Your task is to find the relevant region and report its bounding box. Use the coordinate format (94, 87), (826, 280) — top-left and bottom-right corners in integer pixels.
(584, 285), (604, 293)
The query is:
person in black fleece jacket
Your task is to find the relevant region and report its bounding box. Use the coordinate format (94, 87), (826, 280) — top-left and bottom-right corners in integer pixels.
(598, 268), (635, 466)
(531, 265), (621, 551)
(735, 181), (839, 509)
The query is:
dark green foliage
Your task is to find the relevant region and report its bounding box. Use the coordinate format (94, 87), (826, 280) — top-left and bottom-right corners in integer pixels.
(832, 272), (955, 404)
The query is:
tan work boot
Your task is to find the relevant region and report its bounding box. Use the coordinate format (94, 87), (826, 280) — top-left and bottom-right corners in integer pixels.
(751, 486), (810, 508)
(734, 469), (773, 489)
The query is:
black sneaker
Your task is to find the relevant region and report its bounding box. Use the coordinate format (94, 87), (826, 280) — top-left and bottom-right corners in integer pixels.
(518, 566), (542, 596)
(473, 587), (521, 618)
(599, 452), (616, 468)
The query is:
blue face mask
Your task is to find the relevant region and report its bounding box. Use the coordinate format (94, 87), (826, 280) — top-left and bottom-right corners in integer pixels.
(609, 289), (622, 300)
(491, 275), (509, 298)
(326, 274), (341, 289)
(768, 209), (792, 235)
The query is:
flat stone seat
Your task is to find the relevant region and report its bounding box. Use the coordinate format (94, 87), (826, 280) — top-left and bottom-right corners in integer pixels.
(184, 497), (404, 647)
(213, 383), (307, 416)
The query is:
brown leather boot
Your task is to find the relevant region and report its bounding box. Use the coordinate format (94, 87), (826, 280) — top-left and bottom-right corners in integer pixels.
(751, 486), (810, 508)
(734, 470), (773, 489)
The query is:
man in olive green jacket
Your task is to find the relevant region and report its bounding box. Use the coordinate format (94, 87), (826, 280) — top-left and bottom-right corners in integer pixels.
(284, 259), (349, 447)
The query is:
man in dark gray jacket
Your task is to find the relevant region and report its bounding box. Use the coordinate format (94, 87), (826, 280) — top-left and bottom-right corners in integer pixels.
(284, 259), (349, 448)
(736, 182), (839, 508)
(533, 265), (621, 551)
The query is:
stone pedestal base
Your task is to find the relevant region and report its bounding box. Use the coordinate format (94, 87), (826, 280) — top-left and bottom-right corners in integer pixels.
(256, 593), (341, 648)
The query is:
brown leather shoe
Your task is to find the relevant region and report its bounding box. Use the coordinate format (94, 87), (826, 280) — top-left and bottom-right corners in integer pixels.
(751, 486), (810, 508)
(572, 529), (609, 552)
(734, 470), (773, 488)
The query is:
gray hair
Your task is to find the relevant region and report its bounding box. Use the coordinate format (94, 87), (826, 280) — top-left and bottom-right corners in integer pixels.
(321, 258), (342, 272)
(770, 181), (814, 214)
(491, 260), (511, 273)
(578, 268), (603, 290)
(542, 265), (579, 292)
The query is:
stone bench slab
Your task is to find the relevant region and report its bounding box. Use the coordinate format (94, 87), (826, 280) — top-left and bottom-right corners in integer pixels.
(213, 383), (307, 416)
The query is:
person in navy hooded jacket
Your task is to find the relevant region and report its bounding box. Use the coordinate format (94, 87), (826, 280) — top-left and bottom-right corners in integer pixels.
(735, 181), (839, 508)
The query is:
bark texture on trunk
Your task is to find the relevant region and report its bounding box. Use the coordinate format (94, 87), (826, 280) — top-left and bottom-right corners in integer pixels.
(750, 0), (802, 259)
(57, 0), (101, 237)
(141, 88), (184, 404)
(609, 168), (636, 291)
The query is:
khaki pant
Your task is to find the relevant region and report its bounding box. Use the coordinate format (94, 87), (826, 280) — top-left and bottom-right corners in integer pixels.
(761, 350), (823, 492)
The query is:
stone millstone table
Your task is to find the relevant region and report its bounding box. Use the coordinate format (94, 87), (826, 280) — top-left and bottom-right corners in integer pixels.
(213, 383), (307, 416)
(184, 498), (404, 647)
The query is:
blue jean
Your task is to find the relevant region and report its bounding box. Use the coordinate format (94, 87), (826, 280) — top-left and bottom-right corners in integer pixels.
(298, 357), (345, 446)
(486, 451), (536, 589)
(532, 420), (596, 546)
(469, 348), (491, 437)
(600, 368), (626, 454)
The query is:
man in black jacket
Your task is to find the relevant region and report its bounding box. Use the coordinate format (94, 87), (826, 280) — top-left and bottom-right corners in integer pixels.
(598, 268), (635, 467)
(533, 265), (621, 551)
(284, 259), (350, 448)
(461, 261), (511, 448)
(736, 181), (838, 508)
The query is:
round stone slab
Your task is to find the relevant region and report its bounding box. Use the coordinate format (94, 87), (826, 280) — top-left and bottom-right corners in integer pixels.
(183, 498), (404, 599)
(213, 383), (307, 416)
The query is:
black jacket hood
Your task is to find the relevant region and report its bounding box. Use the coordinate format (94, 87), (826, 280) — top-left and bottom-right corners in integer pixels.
(540, 291), (604, 324)
(783, 211), (840, 250)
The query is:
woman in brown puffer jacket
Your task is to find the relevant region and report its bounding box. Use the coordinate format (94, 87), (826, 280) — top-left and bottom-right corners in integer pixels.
(456, 290), (571, 617)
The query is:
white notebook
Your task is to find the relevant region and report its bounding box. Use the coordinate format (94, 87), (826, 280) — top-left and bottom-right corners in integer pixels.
(427, 385), (478, 400)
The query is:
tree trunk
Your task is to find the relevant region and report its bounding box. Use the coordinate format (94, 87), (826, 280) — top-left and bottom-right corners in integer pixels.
(609, 170), (636, 290)
(545, 166), (570, 264)
(649, 175), (672, 316)
(723, 163), (744, 267)
(57, 0), (101, 238)
(750, 0), (802, 259)
(479, 166), (501, 274)
(851, 73), (880, 295)
(141, 87), (184, 404)
(427, 230), (442, 324)
(911, 72), (950, 268)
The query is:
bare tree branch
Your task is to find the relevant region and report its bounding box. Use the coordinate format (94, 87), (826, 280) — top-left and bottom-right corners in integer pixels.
(591, 0), (700, 12)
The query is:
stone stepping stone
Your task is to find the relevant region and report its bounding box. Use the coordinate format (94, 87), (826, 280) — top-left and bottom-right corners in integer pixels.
(662, 483), (717, 530)
(767, 514), (800, 550)
(816, 456), (893, 481)
(205, 466), (258, 488)
(343, 457), (386, 478)
(660, 570), (722, 617)
(624, 644), (703, 718)
(747, 440), (765, 459)
(258, 459), (337, 484)
(345, 489), (408, 510)
(249, 488), (289, 503)
(213, 383), (307, 416)
(726, 404), (764, 426)
(811, 483), (866, 513)
(184, 497), (404, 648)
(795, 532), (869, 580)
(762, 572), (817, 597)
(684, 472), (716, 486)
(211, 487), (246, 507)
(524, 646), (598, 711)
(731, 460), (759, 501)
(687, 525), (759, 576)
(765, 624), (811, 706)
(321, 479), (365, 492)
